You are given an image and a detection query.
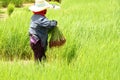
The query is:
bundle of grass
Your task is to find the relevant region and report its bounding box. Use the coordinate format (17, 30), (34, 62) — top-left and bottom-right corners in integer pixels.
(49, 27), (66, 48)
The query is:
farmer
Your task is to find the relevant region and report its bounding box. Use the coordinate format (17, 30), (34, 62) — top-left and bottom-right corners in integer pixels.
(29, 0), (59, 61)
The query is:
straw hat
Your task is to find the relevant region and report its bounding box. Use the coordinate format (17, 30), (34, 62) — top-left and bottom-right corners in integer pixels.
(29, 0), (52, 12)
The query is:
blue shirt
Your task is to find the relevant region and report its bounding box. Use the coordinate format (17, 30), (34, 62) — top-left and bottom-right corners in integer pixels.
(29, 14), (57, 48)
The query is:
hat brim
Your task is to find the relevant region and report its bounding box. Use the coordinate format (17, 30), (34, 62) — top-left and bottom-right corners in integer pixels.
(29, 1), (51, 12)
(29, 5), (50, 12)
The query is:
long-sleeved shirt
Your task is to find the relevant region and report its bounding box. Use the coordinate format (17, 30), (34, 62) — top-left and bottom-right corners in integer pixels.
(29, 14), (57, 48)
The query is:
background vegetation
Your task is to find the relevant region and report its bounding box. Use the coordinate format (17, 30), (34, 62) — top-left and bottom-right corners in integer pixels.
(0, 0), (34, 7)
(0, 0), (119, 80)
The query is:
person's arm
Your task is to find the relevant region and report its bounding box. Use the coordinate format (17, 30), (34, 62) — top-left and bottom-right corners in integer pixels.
(37, 17), (57, 28)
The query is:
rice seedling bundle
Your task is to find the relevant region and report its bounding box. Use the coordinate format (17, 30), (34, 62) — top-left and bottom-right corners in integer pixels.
(49, 27), (66, 48)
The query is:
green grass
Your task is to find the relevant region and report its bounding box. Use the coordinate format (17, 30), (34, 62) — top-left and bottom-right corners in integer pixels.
(1, 0), (23, 7)
(0, 0), (120, 80)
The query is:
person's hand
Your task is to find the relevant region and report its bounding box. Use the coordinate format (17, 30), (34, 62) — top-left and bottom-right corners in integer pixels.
(52, 20), (58, 25)
(50, 20), (58, 27)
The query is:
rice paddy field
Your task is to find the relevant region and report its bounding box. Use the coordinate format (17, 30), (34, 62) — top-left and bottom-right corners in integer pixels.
(0, 0), (120, 80)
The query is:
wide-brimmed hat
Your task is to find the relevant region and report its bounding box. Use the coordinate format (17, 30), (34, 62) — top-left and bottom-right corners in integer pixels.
(29, 0), (51, 12)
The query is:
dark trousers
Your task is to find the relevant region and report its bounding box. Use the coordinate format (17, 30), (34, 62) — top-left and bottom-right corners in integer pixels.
(30, 40), (46, 61)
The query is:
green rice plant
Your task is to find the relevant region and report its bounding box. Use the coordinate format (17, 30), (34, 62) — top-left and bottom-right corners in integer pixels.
(0, 7), (32, 60)
(47, 0), (61, 3)
(23, 0), (34, 3)
(0, 0), (120, 79)
(1, 0), (9, 7)
(7, 3), (15, 16)
(12, 0), (23, 7)
(49, 27), (66, 48)
(1, 0), (23, 7)
(0, 1), (2, 8)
